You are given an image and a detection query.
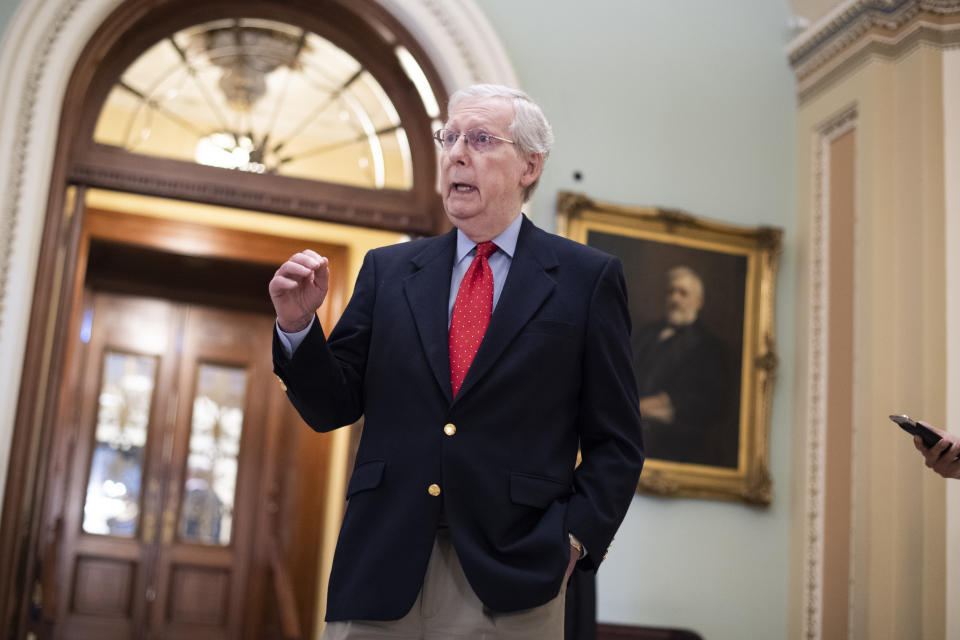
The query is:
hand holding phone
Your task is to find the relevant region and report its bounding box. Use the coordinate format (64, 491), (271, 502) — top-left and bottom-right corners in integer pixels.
(889, 414), (943, 449)
(894, 414), (960, 477)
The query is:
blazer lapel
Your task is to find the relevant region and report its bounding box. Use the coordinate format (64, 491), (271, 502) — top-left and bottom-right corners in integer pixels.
(403, 229), (457, 404)
(454, 217), (558, 402)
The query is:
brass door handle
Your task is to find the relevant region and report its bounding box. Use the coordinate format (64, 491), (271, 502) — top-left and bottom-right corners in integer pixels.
(142, 512), (157, 545)
(161, 507), (177, 545)
(143, 478), (161, 544)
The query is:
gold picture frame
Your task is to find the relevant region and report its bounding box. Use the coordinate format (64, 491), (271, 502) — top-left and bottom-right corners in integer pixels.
(558, 192), (780, 505)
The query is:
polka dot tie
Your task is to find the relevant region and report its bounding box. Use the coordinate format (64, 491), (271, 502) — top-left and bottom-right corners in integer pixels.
(449, 241), (498, 397)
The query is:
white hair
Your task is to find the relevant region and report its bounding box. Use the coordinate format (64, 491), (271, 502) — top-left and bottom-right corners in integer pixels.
(667, 266), (704, 300)
(447, 84), (553, 201)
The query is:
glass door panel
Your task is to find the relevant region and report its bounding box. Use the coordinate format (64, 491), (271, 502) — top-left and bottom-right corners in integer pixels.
(179, 363), (248, 545)
(82, 350), (157, 537)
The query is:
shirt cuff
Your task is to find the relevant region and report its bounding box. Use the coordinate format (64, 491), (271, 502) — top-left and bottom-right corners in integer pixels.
(276, 317), (315, 358)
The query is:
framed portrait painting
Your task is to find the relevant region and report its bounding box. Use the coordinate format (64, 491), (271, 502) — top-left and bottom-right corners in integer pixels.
(558, 192), (781, 505)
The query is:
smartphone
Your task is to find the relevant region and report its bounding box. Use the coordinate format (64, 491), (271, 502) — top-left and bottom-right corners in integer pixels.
(889, 414), (943, 449)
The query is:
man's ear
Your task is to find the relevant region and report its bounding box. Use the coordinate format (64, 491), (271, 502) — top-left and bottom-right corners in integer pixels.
(519, 152), (544, 188)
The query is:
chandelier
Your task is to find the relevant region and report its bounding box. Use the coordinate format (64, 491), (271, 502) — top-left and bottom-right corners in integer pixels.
(188, 22), (305, 113)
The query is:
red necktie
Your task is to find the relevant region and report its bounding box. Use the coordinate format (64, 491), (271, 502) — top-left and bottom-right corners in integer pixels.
(449, 241), (498, 396)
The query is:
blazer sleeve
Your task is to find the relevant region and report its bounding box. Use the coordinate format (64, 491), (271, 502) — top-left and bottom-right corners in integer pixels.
(565, 256), (645, 571)
(272, 250), (377, 432)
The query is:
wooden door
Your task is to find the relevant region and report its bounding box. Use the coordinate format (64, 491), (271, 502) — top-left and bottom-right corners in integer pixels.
(22, 208), (349, 640)
(52, 290), (274, 639)
(148, 303), (273, 639)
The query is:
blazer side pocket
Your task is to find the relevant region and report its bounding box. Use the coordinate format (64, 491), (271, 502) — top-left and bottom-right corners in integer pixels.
(346, 460), (386, 499)
(510, 472), (570, 509)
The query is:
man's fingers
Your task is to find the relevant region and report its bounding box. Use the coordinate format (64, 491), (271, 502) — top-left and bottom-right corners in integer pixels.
(926, 442), (949, 468)
(934, 457), (959, 476)
(269, 274), (304, 293)
(938, 443), (960, 470)
(278, 250), (327, 276)
(275, 254), (329, 286)
(270, 266), (315, 299)
(270, 251), (331, 325)
(276, 261), (314, 280)
(931, 438), (951, 456)
(287, 252), (327, 271)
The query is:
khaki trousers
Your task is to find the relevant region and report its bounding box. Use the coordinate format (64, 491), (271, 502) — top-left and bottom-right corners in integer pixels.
(322, 529), (566, 640)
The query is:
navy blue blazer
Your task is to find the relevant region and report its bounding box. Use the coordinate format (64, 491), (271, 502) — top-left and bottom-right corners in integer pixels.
(273, 216), (644, 622)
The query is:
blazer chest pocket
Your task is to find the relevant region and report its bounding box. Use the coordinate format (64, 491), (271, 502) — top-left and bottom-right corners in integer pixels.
(522, 320), (576, 337)
(510, 472), (570, 509)
(346, 460), (386, 499)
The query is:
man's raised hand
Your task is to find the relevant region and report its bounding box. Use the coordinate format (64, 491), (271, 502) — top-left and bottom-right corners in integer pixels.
(269, 250), (330, 333)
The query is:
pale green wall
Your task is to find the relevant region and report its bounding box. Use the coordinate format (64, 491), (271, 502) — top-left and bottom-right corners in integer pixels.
(476, 2), (797, 638)
(0, 1), (15, 35)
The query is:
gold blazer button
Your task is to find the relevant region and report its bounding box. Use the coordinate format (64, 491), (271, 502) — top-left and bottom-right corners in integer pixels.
(428, 483), (441, 497)
(443, 423), (456, 436)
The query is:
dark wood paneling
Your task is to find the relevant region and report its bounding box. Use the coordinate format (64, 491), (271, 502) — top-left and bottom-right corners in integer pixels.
(70, 148), (439, 236)
(167, 565), (229, 626)
(72, 557), (135, 617)
(80, 207), (350, 328)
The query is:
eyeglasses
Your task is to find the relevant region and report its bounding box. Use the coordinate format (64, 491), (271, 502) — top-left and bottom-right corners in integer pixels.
(434, 128), (515, 152)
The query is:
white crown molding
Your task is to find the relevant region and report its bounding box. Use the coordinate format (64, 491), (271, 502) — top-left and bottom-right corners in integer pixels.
(785, 0), (960, 102)
(0, 0), (516, 504)
(787, 0), (960, 62)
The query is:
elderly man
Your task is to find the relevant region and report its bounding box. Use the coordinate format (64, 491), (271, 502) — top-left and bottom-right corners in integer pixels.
(633, 266), (735, 468)
(270, 84), (643, 638)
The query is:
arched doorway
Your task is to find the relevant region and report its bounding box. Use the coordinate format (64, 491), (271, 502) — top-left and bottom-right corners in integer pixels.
(65, 0), (447, 232)
(0, 0), (517, 638)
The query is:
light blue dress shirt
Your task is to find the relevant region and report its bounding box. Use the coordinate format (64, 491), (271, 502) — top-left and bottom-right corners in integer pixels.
(277, 213), (523, 357)
(447, 212), (521, 325)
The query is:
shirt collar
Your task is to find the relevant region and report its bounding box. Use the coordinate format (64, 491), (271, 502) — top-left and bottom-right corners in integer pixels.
(455, 213), (523, 264)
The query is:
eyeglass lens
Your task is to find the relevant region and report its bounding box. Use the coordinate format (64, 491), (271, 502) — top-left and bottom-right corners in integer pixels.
(435, 129), (498, 151)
